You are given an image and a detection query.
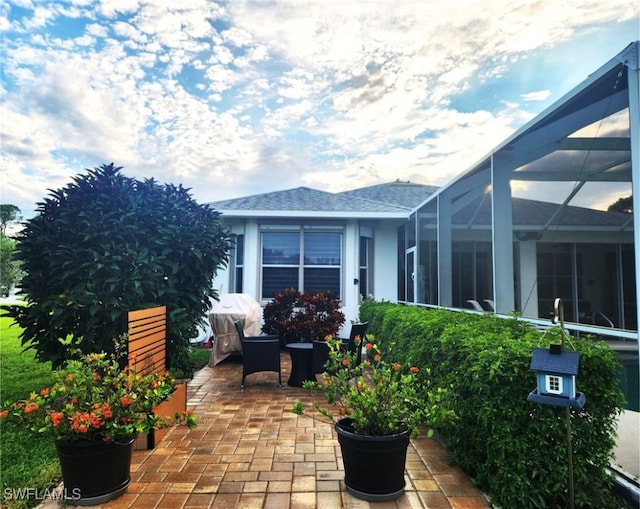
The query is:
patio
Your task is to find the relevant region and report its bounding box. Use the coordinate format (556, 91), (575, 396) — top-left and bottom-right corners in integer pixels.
(44, 351), (489, 509)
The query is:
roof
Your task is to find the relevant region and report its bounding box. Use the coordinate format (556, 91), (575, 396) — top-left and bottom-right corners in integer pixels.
(338, 180), (440, 209)
(208, 181), (436, 219)
(209, 179), (631, 229)
(449, 196), (632, 230)
(530, 347), (580, 375)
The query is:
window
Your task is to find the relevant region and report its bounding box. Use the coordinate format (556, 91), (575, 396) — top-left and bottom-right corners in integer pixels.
(232, 234), (244, 293)
(261, 228), (342, 299)
(359, 236), (372, 299)
(545, 375), (563, 395)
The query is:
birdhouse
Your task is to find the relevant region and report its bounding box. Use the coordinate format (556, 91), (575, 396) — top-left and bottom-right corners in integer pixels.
(527, 344), (586, 409)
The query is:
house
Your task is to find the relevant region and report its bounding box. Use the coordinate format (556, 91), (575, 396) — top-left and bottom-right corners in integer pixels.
(209, 179), (632, 334)
(209, 181), (436, 329)
(210, 41), (639, 346)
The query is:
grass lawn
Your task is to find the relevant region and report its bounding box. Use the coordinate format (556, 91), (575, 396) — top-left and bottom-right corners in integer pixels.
(0, 309), (211, 508)
(0, 311), (59, 509)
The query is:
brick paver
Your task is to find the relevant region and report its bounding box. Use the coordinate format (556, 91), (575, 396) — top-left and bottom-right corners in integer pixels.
(40, 352), (489, 508)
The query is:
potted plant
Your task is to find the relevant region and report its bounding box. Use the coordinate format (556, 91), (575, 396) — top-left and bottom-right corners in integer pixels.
(262, 288), (345, 344)
(293, 334), (454, 501)
(0, 351), (196, 505)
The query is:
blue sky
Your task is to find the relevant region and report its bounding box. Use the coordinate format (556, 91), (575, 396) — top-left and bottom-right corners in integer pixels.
(1, 1), (638, 219)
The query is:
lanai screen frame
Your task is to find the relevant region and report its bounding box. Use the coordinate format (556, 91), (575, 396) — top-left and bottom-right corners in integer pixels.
(408, 41), (639, 343)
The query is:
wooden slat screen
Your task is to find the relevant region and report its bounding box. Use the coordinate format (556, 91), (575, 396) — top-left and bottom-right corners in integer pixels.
(127, 306), (167, 376)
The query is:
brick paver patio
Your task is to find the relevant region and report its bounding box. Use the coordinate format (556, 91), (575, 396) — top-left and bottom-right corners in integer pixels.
(45, 352), (489, 509)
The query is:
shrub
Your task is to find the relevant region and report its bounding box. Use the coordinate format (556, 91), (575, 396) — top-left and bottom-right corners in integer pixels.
(294, 334), (454, 437)
(360, 302), (625, 509)
(262, 288), (345, 343)
(7, 164), (231, 375)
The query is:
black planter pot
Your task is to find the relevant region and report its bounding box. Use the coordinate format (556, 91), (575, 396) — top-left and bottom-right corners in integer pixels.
(55, 438), (134, 506)
(335, 418), (411, 502)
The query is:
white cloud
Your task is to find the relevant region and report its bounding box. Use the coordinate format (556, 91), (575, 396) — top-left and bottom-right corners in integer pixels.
(521, 90), (551, 101)
(0, 0), (637, 217)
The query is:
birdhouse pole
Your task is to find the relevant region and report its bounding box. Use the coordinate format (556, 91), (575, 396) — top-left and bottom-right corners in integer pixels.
(553, 298), (575, 509)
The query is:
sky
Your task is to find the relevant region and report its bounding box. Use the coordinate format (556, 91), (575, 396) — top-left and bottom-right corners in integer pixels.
(1, 0), (639, 220)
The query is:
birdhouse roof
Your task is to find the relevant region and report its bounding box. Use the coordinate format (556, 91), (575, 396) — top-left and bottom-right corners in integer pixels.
(530, 348), (580, 375)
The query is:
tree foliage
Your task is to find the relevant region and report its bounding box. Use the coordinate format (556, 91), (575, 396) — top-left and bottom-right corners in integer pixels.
(607, 195), (632, 214)
(0, 236), (21, 292)
(6, 164), (231, 374)
(0, 204), (21, 237)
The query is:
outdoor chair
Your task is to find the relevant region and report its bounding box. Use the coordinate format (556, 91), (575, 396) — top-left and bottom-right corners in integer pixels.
(234, 320), (282, 389)
(337, 322), (368, 365)
(312, 340), (330, 374)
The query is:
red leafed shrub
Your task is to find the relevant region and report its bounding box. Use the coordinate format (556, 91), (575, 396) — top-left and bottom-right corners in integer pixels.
(262, 288), (345, 344)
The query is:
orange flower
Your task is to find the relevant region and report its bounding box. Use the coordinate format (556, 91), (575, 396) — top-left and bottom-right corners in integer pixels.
(93, 403), (113, 419)
(374, 354), (381, 362)
(340, 407), (348, 416)
(24, 403), (39, 414)
(365, 343), (373, 351)
(0, 351), (195, 443)
(342, 358), (351, 367)
(102, 404), (113, 419)
(70, 412), (91, 433)
(392, 363), (402, 371)
(50, 411), (64, 427)
(410, 366), (419, 373)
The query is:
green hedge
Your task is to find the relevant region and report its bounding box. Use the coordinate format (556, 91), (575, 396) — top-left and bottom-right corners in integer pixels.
(359, 301), (626, 509)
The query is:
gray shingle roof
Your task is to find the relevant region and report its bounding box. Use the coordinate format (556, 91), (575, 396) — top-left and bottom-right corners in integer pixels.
(451, 196), (631, 228)
(208, 182), (435, 214)
(338, 180), (439, 210)
(208, 180), (630, 229)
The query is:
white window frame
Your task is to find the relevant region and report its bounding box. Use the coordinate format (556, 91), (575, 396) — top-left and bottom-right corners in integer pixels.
(545, 374), (563, 395)
(260, 225), (344, 300)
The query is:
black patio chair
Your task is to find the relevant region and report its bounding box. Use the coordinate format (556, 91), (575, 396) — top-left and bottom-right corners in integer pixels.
(337, 322), (368, 365)
(312, 340), (330, 374)
(234, 320), (282, 389)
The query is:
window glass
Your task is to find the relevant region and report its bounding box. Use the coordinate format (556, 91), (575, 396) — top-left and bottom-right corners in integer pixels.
(262, 267), (299, 298)
(263, 232), (299, 264)
(304, 233), (340, 265)
(304, 268), (341, 295)
(235, 234), (244, 266)
(234, 234), (244, 292)
(260, 230), (343, 299)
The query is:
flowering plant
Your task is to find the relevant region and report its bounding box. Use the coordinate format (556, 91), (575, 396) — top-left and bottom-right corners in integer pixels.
(293, 335), (454, 437)
(1, 352), (196, 443)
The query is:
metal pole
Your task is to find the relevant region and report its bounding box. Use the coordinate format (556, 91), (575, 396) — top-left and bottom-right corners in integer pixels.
(566, 406), (575, 509)
(554, 298), (575, 509)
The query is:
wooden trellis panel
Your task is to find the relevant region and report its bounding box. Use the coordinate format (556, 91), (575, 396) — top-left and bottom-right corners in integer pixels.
(127, 306), (167, 376)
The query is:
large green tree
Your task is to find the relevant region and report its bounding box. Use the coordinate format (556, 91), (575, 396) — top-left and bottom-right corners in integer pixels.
(0, 236), (21, 293)
(0, 204), (21, 237)
(7, 164), (231, 373)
